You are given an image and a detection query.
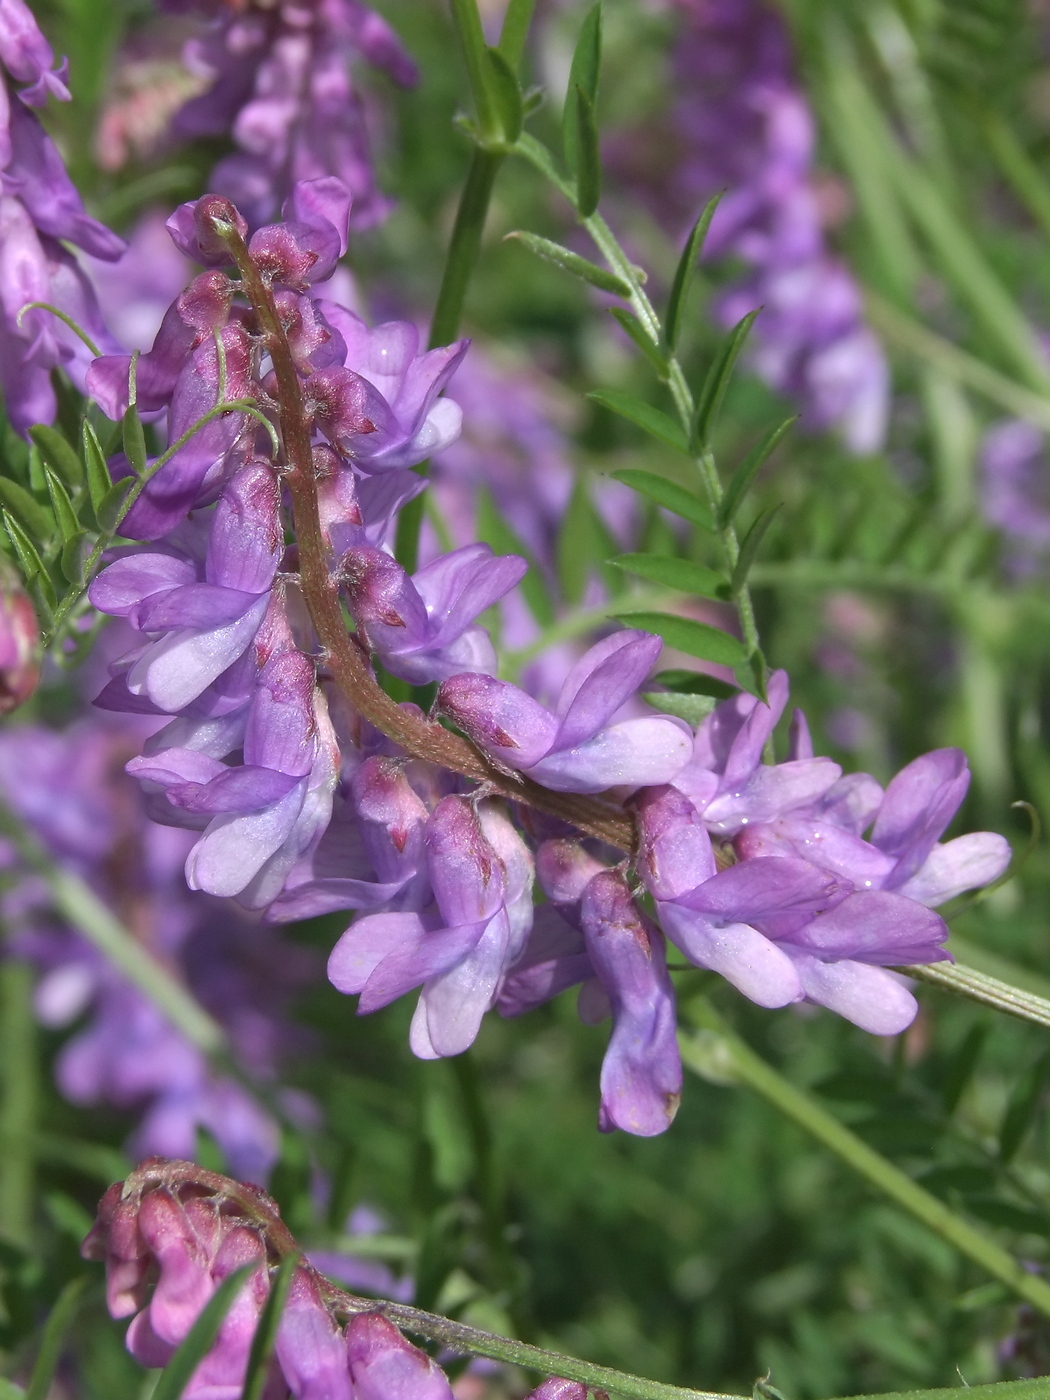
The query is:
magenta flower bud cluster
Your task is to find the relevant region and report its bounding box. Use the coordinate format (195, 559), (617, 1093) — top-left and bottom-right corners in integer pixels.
(158, 0), (418, 231)
(82, 1161), (455, 1400)
(72, 180), (1010, 1139)
(0, 0), (125, 431)
(0, 563), (37, 712)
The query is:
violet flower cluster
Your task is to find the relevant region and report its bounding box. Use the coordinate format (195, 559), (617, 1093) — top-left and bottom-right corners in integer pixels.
(622, 0), (888, 453)
(0, 0), (125, 431)
(158, 0), (417, 231)
(72, 180), (1010, 1139)
(83, 1161), (585, 1400)
(0, 715), (311, 1182)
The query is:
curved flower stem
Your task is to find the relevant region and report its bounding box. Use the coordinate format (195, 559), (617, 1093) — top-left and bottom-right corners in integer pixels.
(680, 1000), (1050, 1320)
(209, 215), (635, 851)
(511, 134), (764, 668)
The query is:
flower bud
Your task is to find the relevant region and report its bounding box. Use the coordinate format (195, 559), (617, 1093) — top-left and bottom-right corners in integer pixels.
(167, 193), (248, 266)
(0, 577), (39, 714)
(526, 1382), (591, 1400)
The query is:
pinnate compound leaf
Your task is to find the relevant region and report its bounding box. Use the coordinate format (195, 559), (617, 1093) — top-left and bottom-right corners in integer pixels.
(572, 85), (601, 216)
(611, 552), (726, 598)
(82, 421), (113, 517)
(484, 46), (523, 142)
(28, 424), (83, 491)
(718, 417), (795, 528)
(591, 393), (686, 453)
(611, 469), (714, 531)
(26, 1277), (86, 1400)
(505, 232), (629, 297)
(608, 309), (668, 376)
(562, 3), (601, 175)
(152, 1264), (256, 1400)
(693, 308), (761, 451)
(240, 1254), (298, 1400)
(730, 504), (781, 593)
(999, 1050), (1050, 1164)
(0, 475), (53, 541)
(665, 194), (723, 352)
(613, 611), (747, 667)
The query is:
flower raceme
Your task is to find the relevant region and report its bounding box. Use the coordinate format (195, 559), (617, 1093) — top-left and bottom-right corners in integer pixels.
(75, 182), (1010, 1137)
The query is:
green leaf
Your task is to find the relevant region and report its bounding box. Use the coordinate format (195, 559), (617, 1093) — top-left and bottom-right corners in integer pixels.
(240, 1255), (298, 1400)
(652, 668), (737, 699)
(2, 509), (48, 587)
(608, 309), (668, 377)
(642, 690), (718, 725)
(43, 467), (80, 545)
(25, 1277), (86, 1400)
(60, 531), (89, 587)
(0, 475), (53, 542)
(590, 392), (686, 453)
(942, 1025), (987, 1114)
(693, 309), (761, 451)
(122, 403), (147, 476)
(484, 46), (523, 142)
(152, 1265), (256, 1400)
(998, 1050), (1050, 1164)
(504, 232), (629, 297)
(610, 469), (714, 531)
(966, 1198), (1050, 1237)
(665, 194), (722, 352)
(97, 477), (135, 534)
(28, 425), (83, 491)
(718, 417), (795, 528)
(562, 3), (601, 175)
(730, 504), (781, 594)
(611, 552), (726, 598)
(558, 477), (613, 605)
(613, 611), (747, 667)
(82, 421), (113, 516)
(572, 85), (601, 217)
(476, 489), (552, 626)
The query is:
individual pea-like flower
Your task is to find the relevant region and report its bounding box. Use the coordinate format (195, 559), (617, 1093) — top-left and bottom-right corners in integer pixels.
(438, 631), (693, 795)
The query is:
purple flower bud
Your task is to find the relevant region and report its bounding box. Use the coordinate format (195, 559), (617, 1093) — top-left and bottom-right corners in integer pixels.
(0, 572), (38, 713)
(526, 1382), (590, 1400)
(167, 193), (248, 267)
(346, 1312), (454, 1400)
(275, 1269), (353, 1400)
(248, 218), (340, 290)
(580, 871), (682, 1137)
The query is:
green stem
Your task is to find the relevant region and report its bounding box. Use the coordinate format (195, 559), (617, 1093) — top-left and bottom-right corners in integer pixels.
(900, 961), (1050, 1032)
(0, 961), (36, 1247)
(680, 1001), (1050, 1320)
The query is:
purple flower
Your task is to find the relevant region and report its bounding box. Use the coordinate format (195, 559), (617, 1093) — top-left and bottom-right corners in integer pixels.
(328, 795), (534, 1057)
(438, 631), (692, 795)
(162, 0), (418, 231)
(0, 0), (69, 107)
(980, 419), (1050, 575)
(341, 542), (527, 684)
(346, 1312), (454, 1400)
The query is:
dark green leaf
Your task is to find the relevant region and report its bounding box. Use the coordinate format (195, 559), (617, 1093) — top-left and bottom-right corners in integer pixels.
(611, 469), (714, 530)
(665, 194), (723, 352)
(999, 1050), (1050, 1164)
(966, 1198), (1050, 1237)
(60, 531), (89, 587)
(43, 467), (79, 546)
(123, 403), (147, 476)
(572, 85), (601, 216)
(611, 552), (726, 598)
(484, 46), (523, 142)
(642, 690), (717, 724)
(82, 421), (112, 516)
(917, 1165), (996, 1198)
(97, 477), (135, 534)
(26, 1277), (86, 1400)
(505, 232), (629, 297)
(608, 309), (668, 377)
(746, 647), (768, 704)
(590, 393), (686, 453)
(0, 476), (53, 542)
(2, 509), (48, 585)
(562, 3), (601, 174)
(942, 1025), (987, 1114)
(614, 611), (747, 666)
(152, 1265), (256, 1400)
(653, 669), (737, 699)
(28, 424), (83, 491)
(718, 417), (795, 528)
(693, 309), (761, 451)
(476, 488), (552, 626)
(730, 504), (781, 593)
(497, 0), (535, 68)
(240, 1255), (298, 1400)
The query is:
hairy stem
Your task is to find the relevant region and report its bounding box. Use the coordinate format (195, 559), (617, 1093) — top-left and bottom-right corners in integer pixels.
(681, 1001), (1050, 1320)
(213, 218), (635, 851)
